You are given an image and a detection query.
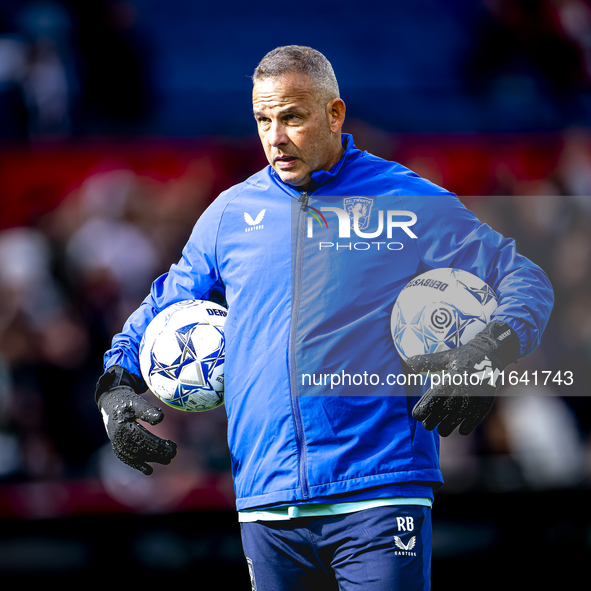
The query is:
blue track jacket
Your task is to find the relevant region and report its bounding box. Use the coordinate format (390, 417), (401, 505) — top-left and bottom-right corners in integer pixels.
(104, 134), (554, 511)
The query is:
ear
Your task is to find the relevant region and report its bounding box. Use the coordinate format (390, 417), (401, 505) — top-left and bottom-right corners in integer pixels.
(326, 98), (346, 133)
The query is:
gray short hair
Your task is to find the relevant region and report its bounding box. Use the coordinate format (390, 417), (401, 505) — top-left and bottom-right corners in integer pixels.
(252, 45), (340, 103)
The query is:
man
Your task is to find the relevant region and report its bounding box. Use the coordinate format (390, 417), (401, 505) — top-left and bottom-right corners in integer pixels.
(95, 46), (553, 589)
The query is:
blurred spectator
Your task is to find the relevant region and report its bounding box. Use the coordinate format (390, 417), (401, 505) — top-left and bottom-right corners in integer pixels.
(554, 0), (591, 80)
(0, 226), (83, 480)
(0, 1), (76, 140)
(0, 34), (28, 139)
(65, 169), (160, 315)
(66, 0), (151, 133)
(0, 0), (151, 140)
(496, 387), (586, 489)
(17, 0), (75, 138)
(466, 0), (588, 92)
(0, 355), (20, 479)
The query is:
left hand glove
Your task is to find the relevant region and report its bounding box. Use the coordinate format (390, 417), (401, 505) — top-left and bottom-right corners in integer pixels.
(405, 320), (521, 437)
(95, 366), (177, 475)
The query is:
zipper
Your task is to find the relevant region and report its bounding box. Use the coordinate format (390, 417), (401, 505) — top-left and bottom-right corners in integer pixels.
(298, 191), (309, 210)
(288, 189), (310, 500)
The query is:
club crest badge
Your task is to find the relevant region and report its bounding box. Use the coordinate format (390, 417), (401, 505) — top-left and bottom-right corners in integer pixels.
(344, 197), (374, 231)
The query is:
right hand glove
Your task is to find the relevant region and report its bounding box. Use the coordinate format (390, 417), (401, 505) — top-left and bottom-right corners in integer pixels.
(406, 320), (520, 437)
(95, 366), (177, 475)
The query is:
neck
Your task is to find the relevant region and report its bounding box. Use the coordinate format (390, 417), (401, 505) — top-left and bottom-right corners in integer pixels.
(322, 137), (345, 173)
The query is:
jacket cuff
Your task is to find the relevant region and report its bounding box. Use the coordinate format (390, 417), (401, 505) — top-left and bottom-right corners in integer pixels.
(95, 365), (146, 403)
(483, 320), (522, 368)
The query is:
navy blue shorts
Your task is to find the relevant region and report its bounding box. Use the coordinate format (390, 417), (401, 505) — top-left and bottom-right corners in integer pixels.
(240, 505), (432, 590)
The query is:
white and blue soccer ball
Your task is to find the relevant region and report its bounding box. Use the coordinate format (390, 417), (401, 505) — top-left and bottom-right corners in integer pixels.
(139, 299), (227, 412)
(390, 268), (498, 362)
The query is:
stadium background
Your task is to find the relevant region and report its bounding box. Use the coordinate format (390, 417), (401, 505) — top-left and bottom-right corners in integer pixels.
(0, 0), (590, 587)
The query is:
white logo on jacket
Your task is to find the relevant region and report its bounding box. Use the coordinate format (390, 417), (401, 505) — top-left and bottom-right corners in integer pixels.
(344, 197), (374, 230)
(244, 209), (266, 232)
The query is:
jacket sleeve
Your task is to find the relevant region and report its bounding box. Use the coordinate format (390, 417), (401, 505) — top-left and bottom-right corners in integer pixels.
(103, 195), (227, 380)
(404, 193), (554, 358)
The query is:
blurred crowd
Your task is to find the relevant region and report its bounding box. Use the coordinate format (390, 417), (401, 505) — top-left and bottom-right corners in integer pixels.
(400, 128), (591, 494)
(0, 151), (237, 499)
(4, 0), (591, 140)
(0, 0), (149, 141)
(0, 134), (590, 504)
(0, 0), (591, 512)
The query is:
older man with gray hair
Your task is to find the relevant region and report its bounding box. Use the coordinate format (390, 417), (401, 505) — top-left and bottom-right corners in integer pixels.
(252, 45), (346, 189)
(95, 45), (553, 589)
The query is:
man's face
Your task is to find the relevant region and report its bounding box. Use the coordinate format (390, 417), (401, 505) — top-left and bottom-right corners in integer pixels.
(253, 72), (345, 187)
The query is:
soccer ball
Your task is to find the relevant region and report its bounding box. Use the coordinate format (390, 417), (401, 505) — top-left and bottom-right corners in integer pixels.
(390, 268), (498, 362)
(139, 299), (227, 412)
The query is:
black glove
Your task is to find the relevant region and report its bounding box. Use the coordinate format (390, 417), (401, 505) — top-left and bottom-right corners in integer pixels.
(95, 366), (177, 475)
(405, 321), (521, 437)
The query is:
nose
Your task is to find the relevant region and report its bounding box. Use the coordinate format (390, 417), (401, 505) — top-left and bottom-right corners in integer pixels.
(268, 121), (288, 147)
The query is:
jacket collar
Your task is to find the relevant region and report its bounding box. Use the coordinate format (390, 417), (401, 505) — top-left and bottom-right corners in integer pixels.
(271, 133), (357, 194)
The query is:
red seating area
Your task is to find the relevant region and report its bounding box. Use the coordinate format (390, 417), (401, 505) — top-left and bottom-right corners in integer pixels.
(0, 132), (569, 231)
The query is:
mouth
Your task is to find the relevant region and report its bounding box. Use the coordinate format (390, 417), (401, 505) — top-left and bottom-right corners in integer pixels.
(274, 155), (298, 168)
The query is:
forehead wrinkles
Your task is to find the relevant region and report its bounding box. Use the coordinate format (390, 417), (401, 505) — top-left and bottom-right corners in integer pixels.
(252, 76), (319, 112)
